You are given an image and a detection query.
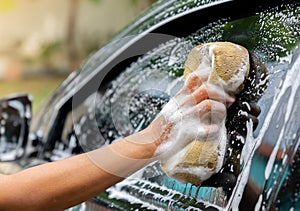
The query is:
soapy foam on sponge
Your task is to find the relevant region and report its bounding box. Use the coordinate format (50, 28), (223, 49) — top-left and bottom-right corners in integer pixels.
(184, 42), (250, 94)
(157, 42), (250, 185)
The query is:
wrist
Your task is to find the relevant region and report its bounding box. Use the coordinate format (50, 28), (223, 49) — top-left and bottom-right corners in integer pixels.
(120, 133), (158, 160)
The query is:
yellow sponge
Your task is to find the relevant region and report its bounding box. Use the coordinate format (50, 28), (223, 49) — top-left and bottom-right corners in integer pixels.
(184, 42), (250, 94)
(161, 42), (250, 185)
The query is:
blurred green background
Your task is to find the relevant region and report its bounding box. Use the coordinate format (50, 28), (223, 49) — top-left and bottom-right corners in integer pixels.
(0, 76), (65, 111)
(0, 0), (156, 112)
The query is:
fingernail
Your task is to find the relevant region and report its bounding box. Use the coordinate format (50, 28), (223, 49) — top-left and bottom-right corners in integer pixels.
(228, 95), (235, 103)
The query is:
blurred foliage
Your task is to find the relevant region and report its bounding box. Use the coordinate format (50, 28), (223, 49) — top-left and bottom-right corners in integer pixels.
(88, 0), (102, 3)
(39, 41), (63, 61)
(128, 0), (138, 5)
(88, 0), (158, 6)
(0, 0), (16, 11)
(0, 77), (66, 112)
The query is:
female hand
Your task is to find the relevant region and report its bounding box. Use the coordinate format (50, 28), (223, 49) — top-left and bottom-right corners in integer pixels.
(142, 73), (235, 160)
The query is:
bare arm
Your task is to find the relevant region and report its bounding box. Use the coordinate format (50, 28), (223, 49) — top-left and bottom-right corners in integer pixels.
(0, 74), (233, 211)
(0, 133), (161, 211)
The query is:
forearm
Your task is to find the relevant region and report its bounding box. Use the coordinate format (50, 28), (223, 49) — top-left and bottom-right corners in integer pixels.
(0, 154), (108, 211)
(88, 134), (158, 179)
(0, 70), (227, 210)
(0, 133), (159, 211)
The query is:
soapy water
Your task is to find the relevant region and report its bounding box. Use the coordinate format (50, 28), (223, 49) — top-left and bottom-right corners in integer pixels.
(253, 46), (300, 211)
(155, 41), (251, 186)
(155, 77), (230, 184)
(63, 3), (300, 210)
(86, 70), (233, 179)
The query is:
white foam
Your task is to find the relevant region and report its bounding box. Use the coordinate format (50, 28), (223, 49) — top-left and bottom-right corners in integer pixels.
(194, 44), (214, 79)
(155, 86), (227, 182)
(208, 43), (249, 93)
(155, 42), (250, 184)
(227, 120), (255, 211)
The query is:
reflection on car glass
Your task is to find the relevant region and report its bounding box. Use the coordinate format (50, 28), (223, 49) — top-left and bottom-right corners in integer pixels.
(66, 3), (300, 210)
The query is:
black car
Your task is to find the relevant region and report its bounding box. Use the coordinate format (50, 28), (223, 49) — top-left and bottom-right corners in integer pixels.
(0, 0), (299, 210)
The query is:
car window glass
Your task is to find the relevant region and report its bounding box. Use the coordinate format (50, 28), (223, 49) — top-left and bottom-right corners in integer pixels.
(60, 3), (300, 210)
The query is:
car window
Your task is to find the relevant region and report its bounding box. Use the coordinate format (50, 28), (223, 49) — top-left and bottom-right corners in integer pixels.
(60, 3), (300, 210)
(26, 0), (300, 210)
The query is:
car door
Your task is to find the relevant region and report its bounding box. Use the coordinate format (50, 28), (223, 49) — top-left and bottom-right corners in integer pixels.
(27, 0), (299, 210)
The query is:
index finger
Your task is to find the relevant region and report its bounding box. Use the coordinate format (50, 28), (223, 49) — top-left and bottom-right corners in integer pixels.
(185, 73), (208, 93)
(192, 84), (235, 105)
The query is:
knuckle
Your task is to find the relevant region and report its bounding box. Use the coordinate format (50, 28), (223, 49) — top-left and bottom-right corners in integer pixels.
(199, 99), (212, 113)
(186, 74), (201, 91)
(206, 124), (220, 137)
(189, 74), (200, 81)
(215, 101), (226, 113)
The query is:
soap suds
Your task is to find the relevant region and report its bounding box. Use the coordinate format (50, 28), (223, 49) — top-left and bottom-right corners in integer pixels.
(155, 42), (250, 185)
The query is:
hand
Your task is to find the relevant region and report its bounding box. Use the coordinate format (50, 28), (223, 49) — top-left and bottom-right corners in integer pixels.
(144, 73), (235, 159)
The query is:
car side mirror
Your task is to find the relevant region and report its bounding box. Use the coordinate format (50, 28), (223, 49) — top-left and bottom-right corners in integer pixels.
(0, 94), (32, 161)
